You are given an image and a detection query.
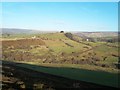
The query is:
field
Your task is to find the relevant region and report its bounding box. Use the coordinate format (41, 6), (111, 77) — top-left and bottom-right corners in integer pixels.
(1, 60), (119, 89)
(1, 32), (120, 89)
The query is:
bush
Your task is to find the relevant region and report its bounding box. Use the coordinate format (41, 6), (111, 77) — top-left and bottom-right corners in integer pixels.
(60, 31), (64, 33)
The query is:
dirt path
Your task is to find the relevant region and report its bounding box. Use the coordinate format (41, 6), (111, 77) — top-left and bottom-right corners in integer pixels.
(78, 43), (106, 55)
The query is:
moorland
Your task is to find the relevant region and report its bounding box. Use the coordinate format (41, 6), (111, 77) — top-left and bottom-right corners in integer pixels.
(1, 28), (120, 89)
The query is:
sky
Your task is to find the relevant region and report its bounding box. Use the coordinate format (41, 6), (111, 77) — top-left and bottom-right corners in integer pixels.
(1, 2), (118, 32)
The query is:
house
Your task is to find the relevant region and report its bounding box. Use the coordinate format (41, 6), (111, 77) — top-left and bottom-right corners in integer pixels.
(86, 39), (89, 41)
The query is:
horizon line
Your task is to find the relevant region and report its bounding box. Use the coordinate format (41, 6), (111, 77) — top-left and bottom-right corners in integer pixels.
(1, 27), (118, 32)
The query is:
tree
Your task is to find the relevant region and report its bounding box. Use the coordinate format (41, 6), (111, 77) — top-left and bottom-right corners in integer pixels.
(60, 31), (64, 33)
(65, 33), (73, 39)
(6, 33), (10, 37)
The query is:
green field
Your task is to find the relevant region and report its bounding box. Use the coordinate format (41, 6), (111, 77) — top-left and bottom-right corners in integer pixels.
(8, 61), (118, 88)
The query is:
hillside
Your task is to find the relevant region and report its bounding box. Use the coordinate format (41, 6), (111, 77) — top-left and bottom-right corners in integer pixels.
(1, 32), (119, 89)
(2, 32), (119, 72)
(74, 32), (118, 38)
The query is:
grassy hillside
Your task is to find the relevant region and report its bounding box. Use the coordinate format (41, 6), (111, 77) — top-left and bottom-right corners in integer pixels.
(14, 61), (118, 88)
(1, 32), (119, 88)
(2, 32), (119, 73)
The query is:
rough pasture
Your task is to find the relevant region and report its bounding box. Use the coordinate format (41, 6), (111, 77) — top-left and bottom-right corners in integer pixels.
(2, 38), (45, 49)
(2, 33), (119, 73)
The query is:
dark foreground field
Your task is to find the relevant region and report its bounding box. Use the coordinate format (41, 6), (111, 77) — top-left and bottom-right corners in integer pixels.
(1, 60), (118, 90)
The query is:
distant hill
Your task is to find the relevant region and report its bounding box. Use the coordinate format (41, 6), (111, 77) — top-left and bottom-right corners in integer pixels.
(1, 28), (52, 34)
(1, 28), (118, 38)
(74, 32), (118, 38)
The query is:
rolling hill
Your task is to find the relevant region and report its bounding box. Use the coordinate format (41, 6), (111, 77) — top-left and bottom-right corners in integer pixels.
(1, 28), (54, 34)
(74, 32), (118, 38)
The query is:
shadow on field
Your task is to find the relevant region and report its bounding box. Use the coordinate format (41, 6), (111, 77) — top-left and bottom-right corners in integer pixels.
(1, 60), (119, 90)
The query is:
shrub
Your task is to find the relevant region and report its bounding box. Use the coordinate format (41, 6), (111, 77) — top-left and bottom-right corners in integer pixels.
(60, 31), (64, 33)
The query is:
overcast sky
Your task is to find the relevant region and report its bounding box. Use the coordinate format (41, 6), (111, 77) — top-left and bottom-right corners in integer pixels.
(1, 2), (118, 32)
